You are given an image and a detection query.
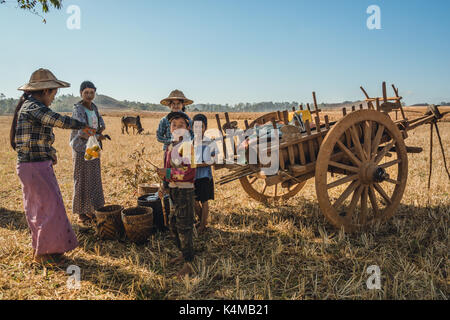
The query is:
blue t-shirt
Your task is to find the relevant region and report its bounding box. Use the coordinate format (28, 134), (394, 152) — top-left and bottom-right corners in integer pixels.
(194, 144), (213, 180)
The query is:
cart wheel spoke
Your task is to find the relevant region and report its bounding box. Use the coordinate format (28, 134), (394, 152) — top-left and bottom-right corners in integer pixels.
(373, 183), (392, 205)
(336, 140), (362, 167)
(379, 159), (401, 169)
(345, 185), (364, 222)
(328, 161), (360, 173)
(360, 186), (369, 225)
(371, 124), (385, 158)
(349, 125), (366, 161)
(333, 180), (360, 209)
(240, 175), (306, 203)
(374, 141), (396, 164)
(384, 177), (400, 185)
(364, 121), (372, 159)
(262, 183), (267, 195)
(327, 174), (359, 189)
(368, 185), (379, 216)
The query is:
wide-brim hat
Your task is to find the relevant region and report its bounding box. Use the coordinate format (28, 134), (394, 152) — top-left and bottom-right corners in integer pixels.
(18, 68), (70, 92)
(160, 89), (193, 106)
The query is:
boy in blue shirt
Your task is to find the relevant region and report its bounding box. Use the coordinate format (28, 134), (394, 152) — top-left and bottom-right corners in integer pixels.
(192, 114), (215, 234)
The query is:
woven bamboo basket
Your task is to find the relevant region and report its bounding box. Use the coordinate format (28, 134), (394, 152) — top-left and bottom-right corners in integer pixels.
(138, 184), (159, 196)
(121, 206), (153, 243)
(95, 205), (125, 240)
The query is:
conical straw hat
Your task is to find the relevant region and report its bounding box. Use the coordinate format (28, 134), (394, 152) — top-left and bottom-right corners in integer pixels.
(160, 89), (193, 106)
(18, 68), (70, 92)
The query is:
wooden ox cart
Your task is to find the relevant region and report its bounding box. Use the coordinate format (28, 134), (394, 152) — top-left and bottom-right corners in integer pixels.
(212, 82), (449, 232)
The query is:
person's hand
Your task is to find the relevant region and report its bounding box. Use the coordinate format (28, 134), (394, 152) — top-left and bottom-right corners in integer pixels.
(52, 156), (58, 166)
(158, 187), (167, 199)
(97, 134), (112, 141)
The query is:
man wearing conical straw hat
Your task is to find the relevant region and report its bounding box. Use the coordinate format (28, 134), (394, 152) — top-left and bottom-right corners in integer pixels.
(11, 68), (95, 266)
(156, 89), (194, 151)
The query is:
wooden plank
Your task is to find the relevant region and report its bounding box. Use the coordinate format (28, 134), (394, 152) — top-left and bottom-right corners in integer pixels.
(360, 86), (370, 99)
(288, 145), (295, 165)
(312, 91), (321, 118)
(277, 130), (329, 149)
(324, 115), (330, 129)
(305, 120), (316, 162)
(279, 144), (286, 170)
(382, 82), (388, 103)
(225, 112), (231, 126)
(314, 116), (323, 146)
(365, 97), (402, 102)
(215, 114), (223, 135)
(297, 142), (306, 165)
(283, 110), (289, 125)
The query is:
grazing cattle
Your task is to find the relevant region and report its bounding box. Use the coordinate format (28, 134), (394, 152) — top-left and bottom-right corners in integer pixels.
(121, 116), (144, 135)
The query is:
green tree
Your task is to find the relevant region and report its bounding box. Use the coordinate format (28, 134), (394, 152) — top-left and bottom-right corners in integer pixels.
(1, 0), (64, 23)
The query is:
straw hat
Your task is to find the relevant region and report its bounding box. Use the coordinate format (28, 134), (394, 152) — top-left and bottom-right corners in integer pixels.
(160, 89), (193, 106)
(18, 68), (70, 92)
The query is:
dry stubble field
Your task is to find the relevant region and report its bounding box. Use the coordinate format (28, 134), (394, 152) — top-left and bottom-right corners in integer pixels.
(0, 109), (448, 300)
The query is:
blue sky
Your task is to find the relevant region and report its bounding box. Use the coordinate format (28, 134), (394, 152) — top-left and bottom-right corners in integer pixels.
(0, 0), (449, 105)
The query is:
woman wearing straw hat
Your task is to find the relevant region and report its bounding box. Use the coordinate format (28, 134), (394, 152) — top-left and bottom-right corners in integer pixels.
(10, 68), (95, 265)
(156, 89), (194, 151)
(70, 81), (107, 227)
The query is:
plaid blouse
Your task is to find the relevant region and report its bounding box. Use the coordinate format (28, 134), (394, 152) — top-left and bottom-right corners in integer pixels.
(15, 96), (86, 163)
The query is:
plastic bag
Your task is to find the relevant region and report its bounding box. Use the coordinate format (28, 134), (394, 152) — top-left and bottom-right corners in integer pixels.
(84, 135), (101, 161)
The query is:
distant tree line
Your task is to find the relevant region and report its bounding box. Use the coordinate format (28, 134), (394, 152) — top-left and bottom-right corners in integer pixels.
(0, 93), (403, 115)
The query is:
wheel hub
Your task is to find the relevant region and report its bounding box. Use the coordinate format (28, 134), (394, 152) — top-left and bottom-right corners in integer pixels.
(373, 167), (389, 183)
(360, 162), (389, 184)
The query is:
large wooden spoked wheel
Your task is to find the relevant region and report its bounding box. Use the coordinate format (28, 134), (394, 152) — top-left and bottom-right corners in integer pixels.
(315, 110), (408, 232)
(240, 113), (306, 203)
(239, 175), (307, 203)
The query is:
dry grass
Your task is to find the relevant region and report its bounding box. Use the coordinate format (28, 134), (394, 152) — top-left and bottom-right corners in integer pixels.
(0, 110), (448, 300)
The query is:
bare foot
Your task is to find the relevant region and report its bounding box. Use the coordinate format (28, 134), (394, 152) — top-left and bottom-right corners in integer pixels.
(33, 254), (63, 267)
(176, 263), (194, 279)
(169, 254), (184, 265)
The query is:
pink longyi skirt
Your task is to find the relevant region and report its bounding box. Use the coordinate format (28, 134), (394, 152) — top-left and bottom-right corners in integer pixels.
(16, 160), (78, 255)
